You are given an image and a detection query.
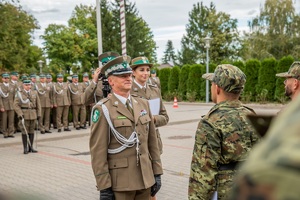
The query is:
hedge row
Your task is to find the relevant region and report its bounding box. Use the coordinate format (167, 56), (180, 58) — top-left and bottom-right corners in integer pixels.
(158, 56), (295, 103)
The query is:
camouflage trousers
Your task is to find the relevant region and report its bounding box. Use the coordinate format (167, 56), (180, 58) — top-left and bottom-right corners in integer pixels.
(216, 170), (236, 200)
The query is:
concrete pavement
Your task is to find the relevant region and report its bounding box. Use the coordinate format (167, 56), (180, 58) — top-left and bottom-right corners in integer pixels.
(0, 102), (282, 200)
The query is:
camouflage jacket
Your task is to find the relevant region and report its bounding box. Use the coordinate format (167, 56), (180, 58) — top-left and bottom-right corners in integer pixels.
(188, 100), (260, 200)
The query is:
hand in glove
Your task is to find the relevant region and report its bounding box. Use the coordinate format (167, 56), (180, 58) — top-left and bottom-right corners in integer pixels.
(100, 187), (115, 200)
(151, 175), (162, 197)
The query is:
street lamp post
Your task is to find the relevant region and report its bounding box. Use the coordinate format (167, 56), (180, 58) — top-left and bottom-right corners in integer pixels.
(37, 60), (44, 74)
(204, 36), (212, 103)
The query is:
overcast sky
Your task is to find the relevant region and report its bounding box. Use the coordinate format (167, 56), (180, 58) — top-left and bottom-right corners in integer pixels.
(19, 0), (300, 62)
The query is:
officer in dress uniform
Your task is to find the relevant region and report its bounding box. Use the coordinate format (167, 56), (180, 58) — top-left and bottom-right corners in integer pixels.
(69, 74), (86, 130)
(90, 56), (163, 200)
(148, 69), (161, 89)
(53, 73), (71, 132)
(35, 73), (53, 134)
(0, 73), (16, 138)
(84, 51), (120, 105)
(82, 72), (92, 126)
(130, 56), (169, 155)
(47, 74), (57, 130)
(30, 74), (37, 91)
(14, 78), (41, 154)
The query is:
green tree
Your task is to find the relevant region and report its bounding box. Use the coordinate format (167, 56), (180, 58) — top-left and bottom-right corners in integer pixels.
(0, 2), (40, 71)
(111, 0), (157, 62)
(168, 66), (180, 93)
(178, 65), (191, 100)
(244, 59), (261, 101)
(187, 64), (203, 100)
(162, 40), (177, 64)
(243, 0), (300, 60)
(178, 2), (241, 65)
(159, 68), (171, 97)
(274, 55), (294, 101)
(256, 58), (277, 101)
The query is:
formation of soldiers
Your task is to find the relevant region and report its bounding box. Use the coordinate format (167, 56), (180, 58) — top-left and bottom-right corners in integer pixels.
(0, 71), (99, 139)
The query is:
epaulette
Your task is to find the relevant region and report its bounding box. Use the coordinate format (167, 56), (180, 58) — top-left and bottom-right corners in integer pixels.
(243, 105), (256, 114)
(148, 84), (157, 88)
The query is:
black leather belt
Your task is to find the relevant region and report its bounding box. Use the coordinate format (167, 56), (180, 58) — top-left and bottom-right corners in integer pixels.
(218, 162), (242, 171)
(21, 107), (36, 110)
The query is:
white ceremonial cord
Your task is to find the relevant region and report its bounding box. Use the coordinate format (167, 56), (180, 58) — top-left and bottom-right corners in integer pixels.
(0, 87), (9, 98)
(35, 84), (46, 95)
(68, 84), (78, 95)
(53, 84), (63, 94)
(17, 91), (30, 104)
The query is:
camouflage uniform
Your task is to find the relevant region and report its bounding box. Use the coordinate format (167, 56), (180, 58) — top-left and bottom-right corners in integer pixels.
(230, 93), (300, 200)
(188, 64), (260, 200)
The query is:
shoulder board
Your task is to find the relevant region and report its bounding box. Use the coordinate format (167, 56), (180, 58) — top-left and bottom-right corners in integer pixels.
(243, 105), (256, 114)
(148, 84), (157, 88)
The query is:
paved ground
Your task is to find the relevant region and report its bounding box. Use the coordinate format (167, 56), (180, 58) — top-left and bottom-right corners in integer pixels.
(0, 102), (283, 200)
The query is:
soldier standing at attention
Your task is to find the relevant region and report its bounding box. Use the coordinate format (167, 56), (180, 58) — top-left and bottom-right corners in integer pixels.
(0, 73), (15, 138)
(30, 74), (37, 91)
(10, 71), (19, 87)
(69, 74), (86, 130)
(46, 74), (57, 130)
(14, 78), (41, 154)
(53, 73), (71, 132)
(84, 51), (120, 105)
(82, 72), (92, 126)
(148, 69), (161, 89)
(90, 56), (163, 200)
(130, 56), (169, 155)
(188, 64), (260, 200)
(35, 73), (52, 134)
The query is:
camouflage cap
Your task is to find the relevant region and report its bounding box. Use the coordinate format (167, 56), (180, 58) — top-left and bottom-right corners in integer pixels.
(276, 61), (300, 79)
(202, 64), (246, 94)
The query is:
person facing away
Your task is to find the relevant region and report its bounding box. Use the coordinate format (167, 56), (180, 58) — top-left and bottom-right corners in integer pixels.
(276, 61), (300, 101)
(188, 64), (260, 200)
(89, 55), (163, 200)
(130, 56), (169, 154)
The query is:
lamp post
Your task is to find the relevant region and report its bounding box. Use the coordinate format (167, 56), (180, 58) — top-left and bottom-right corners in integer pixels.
(37, 60), (44, 74)
(204, 36), (212, 103)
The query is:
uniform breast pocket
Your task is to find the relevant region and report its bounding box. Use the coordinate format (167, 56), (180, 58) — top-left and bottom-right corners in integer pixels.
(139, 114), (151, 133)
(113, 119), (132, 137)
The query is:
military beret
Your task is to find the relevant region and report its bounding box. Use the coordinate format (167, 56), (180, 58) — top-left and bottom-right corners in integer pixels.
(131, 56), (153, 70)
(101, 55), (132, 77)
(98, 51), (120, 65)
(276, 61), (300, 79)
(202, 64), (246, 94)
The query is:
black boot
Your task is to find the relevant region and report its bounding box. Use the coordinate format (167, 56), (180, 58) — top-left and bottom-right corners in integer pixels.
(28, 134), (38, 153)
(22, 134), (28, 154)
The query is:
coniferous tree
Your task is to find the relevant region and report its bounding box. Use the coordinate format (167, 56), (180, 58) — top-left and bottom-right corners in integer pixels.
(162, 40), (177, 64)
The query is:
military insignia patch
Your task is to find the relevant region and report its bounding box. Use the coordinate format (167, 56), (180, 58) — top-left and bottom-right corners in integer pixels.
(92, 109), (100, 123)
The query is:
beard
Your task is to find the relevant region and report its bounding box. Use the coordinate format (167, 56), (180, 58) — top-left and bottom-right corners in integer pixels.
(285, 86), (293, 97)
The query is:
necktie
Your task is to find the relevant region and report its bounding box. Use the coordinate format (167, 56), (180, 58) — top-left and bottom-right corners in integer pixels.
(126, 99), (134, 116)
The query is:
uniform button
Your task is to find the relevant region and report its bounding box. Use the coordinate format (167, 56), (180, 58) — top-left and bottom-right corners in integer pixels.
(139, 142), (141, 145)
(114, 164), (116, 167)
(138, 133), (141, 136)
(139, 154), (142, 156)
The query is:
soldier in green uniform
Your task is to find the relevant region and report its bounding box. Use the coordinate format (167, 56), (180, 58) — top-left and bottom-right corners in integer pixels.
(14, 78), (41, 154)
(53, 73), (71, 132)
(231, 91), (300, 200)
(188, 64), (260, 200)
(82, 72), (92, 126)
(30, 74), (37, 91)
(90, 56), (163, 200)
(130, 56), (169, 154)
(0, 73), (16, 138)
(46, 74), (57, 129)
(276, 61), (300, 101)
(84, 51), (119, 105)
(148, 69), (161, 89)
(69, 74), (86, 130)
(36, 73), (53, 134)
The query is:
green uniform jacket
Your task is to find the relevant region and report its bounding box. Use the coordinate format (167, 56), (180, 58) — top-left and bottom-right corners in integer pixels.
(188, 100), (260, 200)
(90, 94), (163, 191)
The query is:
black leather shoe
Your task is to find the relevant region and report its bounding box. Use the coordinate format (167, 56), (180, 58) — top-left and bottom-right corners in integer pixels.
(4, 136), (8, 138)
(64, 128), (71, 131)
(80, 126), (87, 129)
(41, 131), (45, 134)
(45, 130), (52, 133)
(24, 149), (28, 154)
(76, 127), (80, 130)
(30, 149), (38, 153)
(58, 129), (61, 132)
(8, 135), (15, 138)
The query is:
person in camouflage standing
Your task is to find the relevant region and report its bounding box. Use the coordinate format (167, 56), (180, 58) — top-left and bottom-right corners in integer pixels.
(188, 64), (260, 200)
(230, 90), (300, 200)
